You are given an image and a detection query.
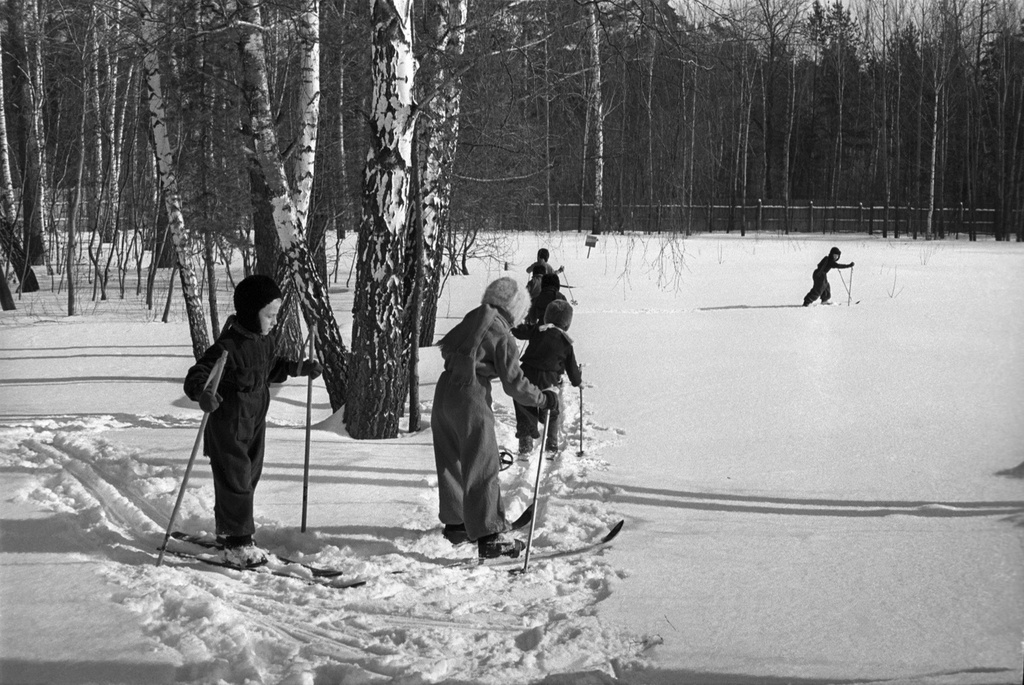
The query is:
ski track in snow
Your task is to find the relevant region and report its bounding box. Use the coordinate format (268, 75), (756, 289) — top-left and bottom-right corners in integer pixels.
(0, 391), (647, 684)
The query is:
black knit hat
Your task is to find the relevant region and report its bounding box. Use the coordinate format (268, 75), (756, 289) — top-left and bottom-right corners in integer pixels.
(234, 274), (282, 332)
(829, 246), (842, 257)
(541, 273), (560, 289)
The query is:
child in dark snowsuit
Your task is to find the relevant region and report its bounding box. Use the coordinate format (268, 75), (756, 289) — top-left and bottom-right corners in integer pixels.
(432, 277), (556, 559)
(803, 247), (855, 306)
(525, 273), (567, 325)
(512, 300), (583, 455)
(183, 275), (321, 568)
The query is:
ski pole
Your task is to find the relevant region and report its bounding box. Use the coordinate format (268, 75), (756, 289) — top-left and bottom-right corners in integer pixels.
(576, 385), (585, 456)
(300, 330), (315, 532)
(838, 269), (851, 301)
(520, 401), (553, 574)
(157, 349), (229, 566)
(560, 269), (578, 305)
(848, 265), (854, 306)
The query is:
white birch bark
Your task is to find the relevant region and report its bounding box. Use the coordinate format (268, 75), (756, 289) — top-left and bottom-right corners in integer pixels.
(587, 0), (604, 234)
(348, 0), (417, 439)
(291, 0), (320, 230)
(236, 0), (348, 410)
(140, 0), (209, 358)
(0, 34), (15, 231)
(418, 0), (467, 345)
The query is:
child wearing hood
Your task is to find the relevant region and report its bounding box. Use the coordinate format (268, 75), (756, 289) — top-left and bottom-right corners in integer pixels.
(183, 274), (321, 568)
(512, 300), (583, 455)
(432, 277), (557, 559)
(525, 272), (567, 325)
(803, 246), (855, 306)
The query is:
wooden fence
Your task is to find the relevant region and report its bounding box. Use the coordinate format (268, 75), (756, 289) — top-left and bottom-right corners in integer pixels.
(524, 201), (1021, 239)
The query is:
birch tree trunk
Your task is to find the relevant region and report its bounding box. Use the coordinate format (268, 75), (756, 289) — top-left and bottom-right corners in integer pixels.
(0, 21), (39, 293)
(236, 0), (349, 410)
(141, 0), (210, 359)
(587, 0), (604, 235)
(0, 33), (17, 235)
(347, 0), (417, 439)
(8, 0), (47, 273)
(331, 0), (351, 279)
(291, 1), (320, 232)
(418, 0), (467, 346)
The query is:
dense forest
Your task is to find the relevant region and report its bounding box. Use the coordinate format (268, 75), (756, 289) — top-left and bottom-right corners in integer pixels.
(1, 0), (1022, 435)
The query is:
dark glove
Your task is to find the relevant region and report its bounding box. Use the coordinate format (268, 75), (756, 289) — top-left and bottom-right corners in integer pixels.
(199, 390), (222, 413)
(292, 359), (323, 379)
(302, 359), (323, 379)
(850, 261), (855, 267)
(542, 389), (559, 411)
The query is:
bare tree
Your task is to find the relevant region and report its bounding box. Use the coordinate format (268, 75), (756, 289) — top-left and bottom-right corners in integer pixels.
(141, 0), (210, 359)
(418, 0), (468, 345)
(235, 0), (349, 410)
(586, 0), (605, 234)
(0, 17), (39, 295)
(7, 0), (48, 276)
(347, 0), (417, 439)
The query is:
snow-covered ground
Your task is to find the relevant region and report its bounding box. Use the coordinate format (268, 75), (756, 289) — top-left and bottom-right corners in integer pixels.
(1, 232), (1022, 685)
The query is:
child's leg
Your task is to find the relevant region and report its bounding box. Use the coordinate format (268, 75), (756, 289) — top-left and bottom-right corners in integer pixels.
(432, 375), (466, 526)
(207, 443), (258, 538)
(513, 399), (540, 439)
(803, 270), (824, 305)
(821, 277), (832, 303)
(544, 399), (562, 449)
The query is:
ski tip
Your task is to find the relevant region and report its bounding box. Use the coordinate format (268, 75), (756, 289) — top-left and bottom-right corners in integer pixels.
(510, 503), (535, 529)
(602, 520), (625, 543)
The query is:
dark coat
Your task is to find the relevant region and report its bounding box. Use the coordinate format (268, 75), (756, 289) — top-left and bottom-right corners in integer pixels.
(526, 282), (567, 325)
(815, 254), (853, 274)
(183, 317), (297, 537)
(512, 323), (582, 389)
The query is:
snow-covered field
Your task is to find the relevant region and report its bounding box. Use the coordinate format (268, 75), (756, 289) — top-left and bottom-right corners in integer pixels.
(1, 232), (1022, 685)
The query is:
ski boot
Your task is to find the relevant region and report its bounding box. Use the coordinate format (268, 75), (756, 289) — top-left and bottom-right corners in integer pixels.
(222, 542), (268, 568)
(477, 532), (525, 559)
(442, 523), (469, 545)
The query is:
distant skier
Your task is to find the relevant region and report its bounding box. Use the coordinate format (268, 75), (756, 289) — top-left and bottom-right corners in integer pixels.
(511, 300), (583, 455)
(183, 275), (321, 568)
(432, 277), (557, 559)
(803, 246), (854, 306)
(526, 248), (556, 277)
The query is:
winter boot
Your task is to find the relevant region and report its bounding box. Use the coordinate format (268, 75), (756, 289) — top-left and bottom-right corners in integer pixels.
(477, 532), (525, 559)
(518, 436), (534, 455)
(545, 434), (560, 453)
(442, 523), (469, 545)
(222, 542), (268, 568)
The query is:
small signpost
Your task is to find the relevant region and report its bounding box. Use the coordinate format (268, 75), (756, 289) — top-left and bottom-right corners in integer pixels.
(585, 234), (598, 258)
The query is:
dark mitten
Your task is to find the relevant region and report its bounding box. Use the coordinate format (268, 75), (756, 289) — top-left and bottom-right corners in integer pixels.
(543, 389), (559, 411)
(302, 360), (323, 379)
(199, 390), (222, 413)
(291, 360), (323, 378)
